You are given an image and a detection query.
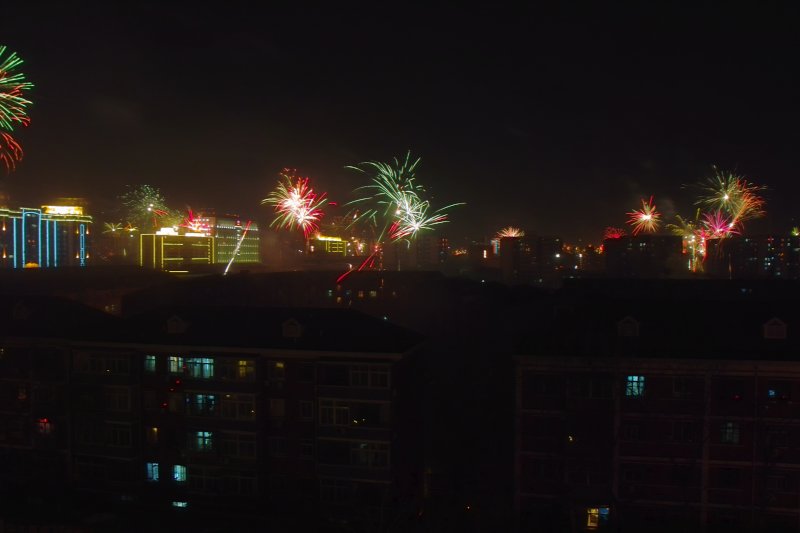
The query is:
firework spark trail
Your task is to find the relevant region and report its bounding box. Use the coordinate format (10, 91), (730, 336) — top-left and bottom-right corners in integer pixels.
(262, 170), (328, 238)
(224, 220), (253, 276)
(497, 226), (525, 238)
(627, 196), (661, 236)
(180, 208), (210, 234)
(0, 46), (33, 172)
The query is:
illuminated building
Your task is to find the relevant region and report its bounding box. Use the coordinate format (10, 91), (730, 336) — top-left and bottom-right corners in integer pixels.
(0, 203), (92, 268)
(195, 211), (260, 265)
(309, 234), (347, 256)
(139, 228), (214, 272)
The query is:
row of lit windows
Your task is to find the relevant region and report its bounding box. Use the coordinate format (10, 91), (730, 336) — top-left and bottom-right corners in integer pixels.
(144, 355), (256, 380)
(624, 375), (794, 401)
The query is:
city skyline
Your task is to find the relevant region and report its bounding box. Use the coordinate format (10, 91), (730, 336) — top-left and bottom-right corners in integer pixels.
(2, 4), (799, 242)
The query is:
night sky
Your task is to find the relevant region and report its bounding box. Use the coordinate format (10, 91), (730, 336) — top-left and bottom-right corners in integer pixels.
(3, 4), (799, 242)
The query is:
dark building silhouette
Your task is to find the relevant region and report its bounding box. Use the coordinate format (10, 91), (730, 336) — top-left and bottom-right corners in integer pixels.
(0, 297), (425, 531)
(603, 235), (684, 278)
(516, 279), (800, 532)
(705, 236), (800, 280)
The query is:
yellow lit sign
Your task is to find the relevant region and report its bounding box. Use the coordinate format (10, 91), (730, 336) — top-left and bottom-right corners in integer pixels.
(43, 205), (84, 215)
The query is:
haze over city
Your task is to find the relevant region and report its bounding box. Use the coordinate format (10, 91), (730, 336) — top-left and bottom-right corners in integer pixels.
(3, 4), (799, 241)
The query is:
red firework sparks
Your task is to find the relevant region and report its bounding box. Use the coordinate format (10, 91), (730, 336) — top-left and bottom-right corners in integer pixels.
(603, 226), (627, 240)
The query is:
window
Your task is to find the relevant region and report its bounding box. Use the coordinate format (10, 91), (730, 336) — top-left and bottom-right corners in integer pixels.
(268, 437), (287, 457)
(320, 399), (349, 426)
(222, 472), (257, 494)
(74, 353), (130, 375)
(144, 355), (156, 373)
(721, 422), (740, 444)
(621, 423), (641, 441)
(168, 356), (184, 374)
(350, 441), (389, 468)
(220, 393), (255, 420)
(672, 377), (692, 398)
(185, 357), (214, 379)
(193, 431), (213, 452)
(173, 465), (187, 483)
(672, 421), (697, 443)
(300, 439), (314, 459)
(36, 417), (53, 435)
(188, 466), (219, 493)
(219, 432), (257, 458)
(107, 424), (132, 447)
(186, 393), (217, 416)
(320, 478), (350, 503)
(719, 468), (740, 488)
(767, 382), (791, 401)
(104, 386), (131, 412)
(238, 359), (256, 380)
(268, 361), (285, 380)
(146, 462), (159, 482)
(350, 366), (369, 387)
(300, 400), (313, 420)
(298, 363), (314, 382)
(625, 376), (645, 398)
(171, 501), (188, 508)
(269, 399), (285, 418)
(349, 365), (390, 388)
(586, 507), (610, 530)
(763, 318), (787, 340)
(146, 427), (159, 445)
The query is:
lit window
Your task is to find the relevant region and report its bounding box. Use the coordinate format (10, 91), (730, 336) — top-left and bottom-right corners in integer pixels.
(171, 501), (188, 508)
(146, 427), (159, 445)
(625, 376), (645, 397)
(586, 507), (610, 529)
(144, 355), (156, 373)
(185, 357), (214, 379)
(237, 360), (255, 380)
(268, 361), (285, 380)
(173, 464), (187, 482)
(194, 431), (213, 451)
(168, 356), (184, 374)
(721, 422), (740, 444)
(146, 462), (159, 482)
(37, 417), (53, 435)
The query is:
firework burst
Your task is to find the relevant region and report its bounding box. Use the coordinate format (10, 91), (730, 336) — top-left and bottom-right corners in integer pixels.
(603, 227), (626, 240)
(180, 208), (210, 234)
(497, 226), (525, 238)
(120, 185), (173, 231)
(627, 196), (661, 236)
(346, 151), (462, 244)
(702, 210), (739, 239)
(262, 170), (328, 238)
(0, 46), (34, 171)
(696, 169), (765, 230)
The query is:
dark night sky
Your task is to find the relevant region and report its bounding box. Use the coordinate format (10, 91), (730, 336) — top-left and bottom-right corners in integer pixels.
(3, 4), (799, 242)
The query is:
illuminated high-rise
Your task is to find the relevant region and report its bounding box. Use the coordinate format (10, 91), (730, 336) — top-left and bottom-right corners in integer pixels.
(195, 210), (260, 265)
(0, 203), (92, 268)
